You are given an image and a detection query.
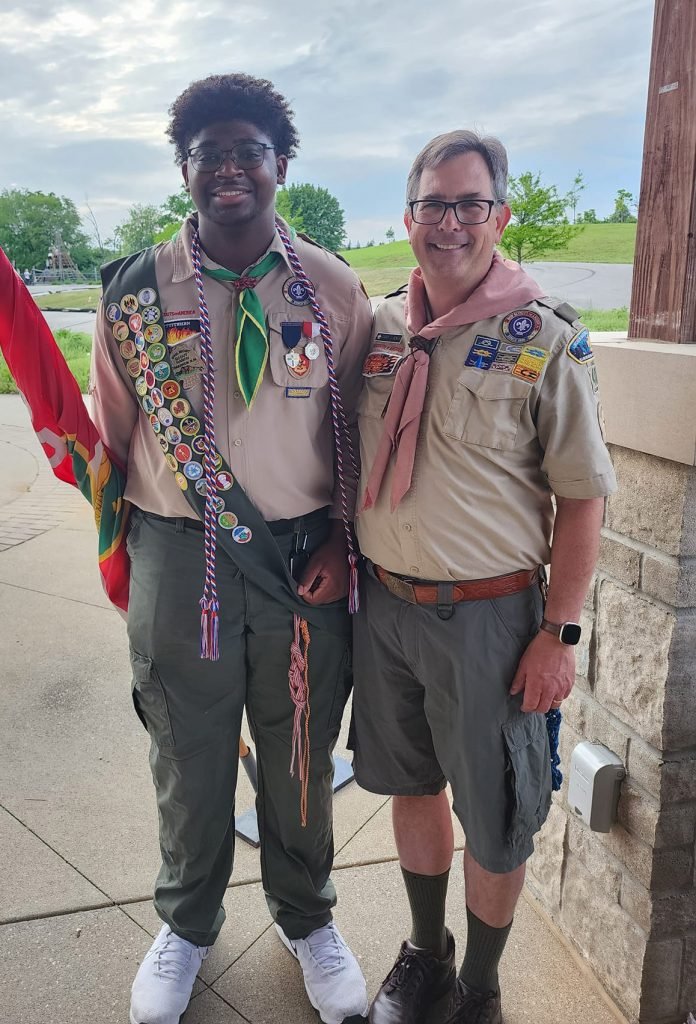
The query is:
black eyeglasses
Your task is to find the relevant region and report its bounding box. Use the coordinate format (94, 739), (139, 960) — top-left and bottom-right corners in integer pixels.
(187, 142), (275, 172)
(409, 199), (500, 225)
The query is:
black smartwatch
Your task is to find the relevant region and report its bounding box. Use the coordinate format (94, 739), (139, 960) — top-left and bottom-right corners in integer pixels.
(540, 618), (582, 646)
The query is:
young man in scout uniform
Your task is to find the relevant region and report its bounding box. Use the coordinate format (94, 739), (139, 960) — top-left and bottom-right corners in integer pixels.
(353, 131), (616, 1024)
(89, 73), (372, 1024)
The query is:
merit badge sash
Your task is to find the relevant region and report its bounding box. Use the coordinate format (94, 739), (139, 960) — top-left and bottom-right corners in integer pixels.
(101, 249), (346, 636)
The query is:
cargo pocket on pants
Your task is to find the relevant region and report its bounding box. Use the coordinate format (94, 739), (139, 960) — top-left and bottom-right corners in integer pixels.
(502, 713), (551, 847)
(130, 650), (175, 752)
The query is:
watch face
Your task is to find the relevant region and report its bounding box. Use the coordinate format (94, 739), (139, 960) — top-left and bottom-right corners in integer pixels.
(560, 622), (582, 645)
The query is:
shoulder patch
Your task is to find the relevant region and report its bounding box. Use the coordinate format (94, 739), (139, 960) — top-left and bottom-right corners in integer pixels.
(567, 328), (594, 364)
(384, 283), (408, 298)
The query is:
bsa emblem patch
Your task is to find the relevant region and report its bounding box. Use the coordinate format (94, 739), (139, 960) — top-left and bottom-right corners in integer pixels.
(363, 351), (403, 377)
(567, 328), (593, 364)
(502, 310), (542, 344)
(283, 277), (314, 306)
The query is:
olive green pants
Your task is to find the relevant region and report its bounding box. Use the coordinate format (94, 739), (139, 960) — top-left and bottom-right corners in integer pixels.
(126, 509), (352, 946)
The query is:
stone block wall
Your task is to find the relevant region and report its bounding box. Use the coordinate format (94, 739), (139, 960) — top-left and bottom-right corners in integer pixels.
(526, 444), (696, 1024)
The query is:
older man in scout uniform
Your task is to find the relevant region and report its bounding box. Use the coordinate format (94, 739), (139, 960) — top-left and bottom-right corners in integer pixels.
(89, 73), (372, 1024)
(352, 131), (616, 1024)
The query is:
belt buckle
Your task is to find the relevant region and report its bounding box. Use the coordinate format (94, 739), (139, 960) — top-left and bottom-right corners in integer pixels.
(387, 574), (416, 603)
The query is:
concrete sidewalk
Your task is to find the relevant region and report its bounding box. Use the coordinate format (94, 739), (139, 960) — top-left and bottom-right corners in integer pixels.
(0, 395), (626, 1024)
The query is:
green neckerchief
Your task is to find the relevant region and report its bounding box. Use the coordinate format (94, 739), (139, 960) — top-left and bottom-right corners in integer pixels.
(203, 250), (281, 408)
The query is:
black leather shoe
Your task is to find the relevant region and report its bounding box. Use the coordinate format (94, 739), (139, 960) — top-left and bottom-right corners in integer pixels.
(443, 980), (502, 1024)
(368, 930), (456, 1024)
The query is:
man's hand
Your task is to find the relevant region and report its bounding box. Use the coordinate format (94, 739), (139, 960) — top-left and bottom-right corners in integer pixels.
(509, 629), (575, 713)
(297, 528), (349, 605)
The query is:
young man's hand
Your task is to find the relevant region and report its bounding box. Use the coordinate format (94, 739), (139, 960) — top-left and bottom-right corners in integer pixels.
(297, 524), (349, 605)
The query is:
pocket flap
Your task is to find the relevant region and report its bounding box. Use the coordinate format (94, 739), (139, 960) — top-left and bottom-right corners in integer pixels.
(502, 712), (545, 753)
(456, 371), (533, 402)
(268, 312), (329, 389)
(130, 651), (154, 684)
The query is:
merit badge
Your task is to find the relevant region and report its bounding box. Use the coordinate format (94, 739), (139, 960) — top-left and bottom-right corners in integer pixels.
(165, 453), (178, 472)
(154, 361), (170, 382)
(141, 396), (155, 416)
(165, 425), (182, 445)
(120, 294), (138, 315)
(142, 305), (161, 325)
(144, 324), (164, 344)
(212, 496), (225, 514)
(120, 339), (137, 359)
(215, 470), (234, 491)
(113, 321), (130, 342)
(106, 302), (122, 323)
(285, 387), (312, 398)
(174, 443), (192, 463)
(232, 525), (252, 544)
(281, 322), (303, 349)
(135, 376), (148, 397)
(158, 435), (168, 452)
(195, 479), (207, 497)
(151, 388), (164, 408)
(162, 380), (180, 400)
(180, 416), (200, 436)
(149, 413), (161, 431)
(129, 313), (143, 333)
(502, 310), (542, 344)
(138, 287), (157, 307)
(144, 369), (156, 389)
(362, 351), (402, 377)
(184, 462), (203, 481)
(158, 408), (174, 427)
(175, 472), (188, 491)
(126, 358), (141, 378)
(171, 397), (191, 418)
(192, 436), (206, 455)
(283, 277), (314, 306)
(134, 332), (146, 351)
(214, 452), (223, 470)
(218, 511), (238, 530)
(567, 328), (593, 364)
(139, 351), (149, 371)
(147, 342), (166, 363)
(289, 353), (311, 378)
(305, 341), (321, 361)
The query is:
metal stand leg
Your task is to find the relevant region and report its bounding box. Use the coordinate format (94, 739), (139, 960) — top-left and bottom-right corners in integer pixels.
(234, 737), (355, 848)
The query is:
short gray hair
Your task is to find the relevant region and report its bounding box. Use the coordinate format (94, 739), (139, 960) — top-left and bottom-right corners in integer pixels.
(405, 130), (508, 206)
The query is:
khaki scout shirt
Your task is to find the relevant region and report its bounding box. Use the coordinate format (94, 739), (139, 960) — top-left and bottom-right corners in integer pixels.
(355, 292), (617, 580)
(90, 217), (372, 522)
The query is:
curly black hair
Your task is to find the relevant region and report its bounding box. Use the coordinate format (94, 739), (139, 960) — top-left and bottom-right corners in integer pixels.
(166, 73), (300, 165)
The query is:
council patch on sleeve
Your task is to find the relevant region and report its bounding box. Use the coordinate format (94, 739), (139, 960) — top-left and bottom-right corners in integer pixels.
(567, 328), (594, 364)
(362, 351), (403, 376)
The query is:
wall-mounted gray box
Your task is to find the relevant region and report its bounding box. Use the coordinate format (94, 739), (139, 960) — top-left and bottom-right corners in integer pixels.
(568, 741), (625, 832)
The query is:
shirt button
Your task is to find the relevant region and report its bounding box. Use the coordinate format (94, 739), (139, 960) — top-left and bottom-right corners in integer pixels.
(402, 524), (412, 531)
(233, 438), (242, 447)
(410, 566), (420, 574)
(233, 390), (241, 399)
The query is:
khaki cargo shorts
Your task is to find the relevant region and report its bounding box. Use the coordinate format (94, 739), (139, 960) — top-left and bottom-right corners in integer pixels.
(352, 564), (552, 873)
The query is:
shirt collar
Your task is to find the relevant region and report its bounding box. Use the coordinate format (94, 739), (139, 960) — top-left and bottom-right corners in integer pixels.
(171, 213), (294, 284)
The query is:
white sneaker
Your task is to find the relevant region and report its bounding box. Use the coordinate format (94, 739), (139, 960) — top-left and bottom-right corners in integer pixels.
(129, 924), (209, 1024)
(276, 921), (369, 1023)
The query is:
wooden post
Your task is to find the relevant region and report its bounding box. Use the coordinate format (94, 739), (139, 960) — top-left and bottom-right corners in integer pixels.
(629, 0), (696, 343)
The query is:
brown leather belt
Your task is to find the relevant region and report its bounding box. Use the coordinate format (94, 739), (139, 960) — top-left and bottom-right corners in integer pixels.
(373, 564), (539, 605)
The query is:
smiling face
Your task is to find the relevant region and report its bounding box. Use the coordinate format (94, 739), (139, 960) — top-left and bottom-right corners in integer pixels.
(405, 151), (511, 295)
(182, 119), (288, 234)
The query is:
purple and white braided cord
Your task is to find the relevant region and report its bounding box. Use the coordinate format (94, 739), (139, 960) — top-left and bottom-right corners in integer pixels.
(275, 220), (361, 613)
(191, 230), (220, 660)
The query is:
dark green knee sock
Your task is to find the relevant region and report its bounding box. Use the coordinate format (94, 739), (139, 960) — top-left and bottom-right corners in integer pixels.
(401, 866), (450, 958)
(459, 906), (512, 994)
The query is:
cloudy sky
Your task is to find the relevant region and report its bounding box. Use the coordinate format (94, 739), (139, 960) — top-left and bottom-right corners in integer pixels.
(1, 0), (654, 246)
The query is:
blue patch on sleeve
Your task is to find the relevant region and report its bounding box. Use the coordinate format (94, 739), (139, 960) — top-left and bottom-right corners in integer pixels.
(567, 328), (593, 364)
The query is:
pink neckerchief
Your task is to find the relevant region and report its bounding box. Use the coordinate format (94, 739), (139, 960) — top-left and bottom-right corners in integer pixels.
(361, 252), (545, 513)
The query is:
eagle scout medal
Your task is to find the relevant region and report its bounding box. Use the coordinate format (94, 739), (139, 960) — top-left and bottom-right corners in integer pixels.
(281, 322), (303, 349)
(567, 328), (593, 364)
(305, 341), (320, 361)
(283, 277), (314, 306)
(502, 310), (542, 344)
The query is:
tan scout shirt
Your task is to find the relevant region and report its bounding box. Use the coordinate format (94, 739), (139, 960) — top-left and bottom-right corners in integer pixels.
(356, 293), (617, 580)
(90, 217), (372, 522)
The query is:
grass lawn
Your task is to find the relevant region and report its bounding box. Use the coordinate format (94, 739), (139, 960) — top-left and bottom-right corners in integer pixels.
(341, 223), (637, 269)
(34, 288), (101, 310)
(0, 330), (92, 394)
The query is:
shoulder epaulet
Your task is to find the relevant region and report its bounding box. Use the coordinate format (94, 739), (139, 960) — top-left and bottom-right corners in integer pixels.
(296, 232), (350, 266)
(384, 283), (409, 299)
(535, 296), (581, 326)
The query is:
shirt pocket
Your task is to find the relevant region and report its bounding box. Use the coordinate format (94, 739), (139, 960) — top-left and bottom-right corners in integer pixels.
(443, 370), (531, 450)
(268, 311), (329, 390)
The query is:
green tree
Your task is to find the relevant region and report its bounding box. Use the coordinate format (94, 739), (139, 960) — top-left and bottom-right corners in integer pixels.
(499, 171), (582, 264)
(567, 171), (585, 224)
(161, 186), (195, 222)
(0, 189), (91, 271)
(385, 226), (395, 243)
(275, 188), (305, 233)
(114, 204), (164, 254)
(276, 183), (346, 251)
(578, 208), (598, 223)
(605, 189), (637, 223)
